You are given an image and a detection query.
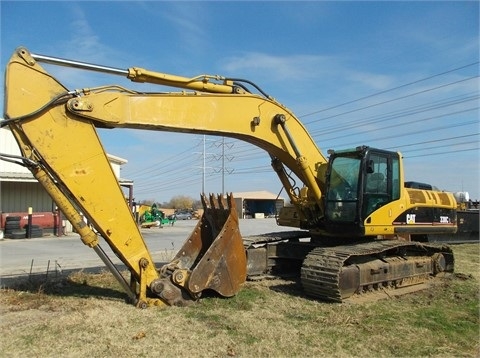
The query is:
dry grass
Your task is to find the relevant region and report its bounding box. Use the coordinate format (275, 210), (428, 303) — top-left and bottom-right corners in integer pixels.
(0, 244), (478, 357)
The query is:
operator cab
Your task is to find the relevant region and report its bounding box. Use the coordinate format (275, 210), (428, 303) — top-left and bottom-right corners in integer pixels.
(324, 146), (401, 236)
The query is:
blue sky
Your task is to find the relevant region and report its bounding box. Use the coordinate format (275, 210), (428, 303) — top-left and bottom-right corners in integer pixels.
(1, 1), (479, 203)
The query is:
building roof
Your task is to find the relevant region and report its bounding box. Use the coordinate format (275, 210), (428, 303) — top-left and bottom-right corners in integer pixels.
(119, 178), (134, 186)
(232, 190), (283, 200)
(107, 154), (128, 165)
(0, 172), (37, 183)
(0, 172), (135, 184)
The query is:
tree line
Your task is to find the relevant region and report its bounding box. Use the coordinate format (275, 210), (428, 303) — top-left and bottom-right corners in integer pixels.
(135, 195), (201, 211)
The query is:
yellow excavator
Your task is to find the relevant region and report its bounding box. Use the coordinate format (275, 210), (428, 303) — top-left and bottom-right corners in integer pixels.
(2, 47), (456, 307)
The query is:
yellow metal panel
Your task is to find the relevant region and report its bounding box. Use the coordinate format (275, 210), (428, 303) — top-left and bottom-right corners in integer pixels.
(67, 91), (328, 186)
(5, 51), (159, 284)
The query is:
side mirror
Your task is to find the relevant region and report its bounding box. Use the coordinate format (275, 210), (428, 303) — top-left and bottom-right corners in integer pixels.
(366, 160), (375, 174)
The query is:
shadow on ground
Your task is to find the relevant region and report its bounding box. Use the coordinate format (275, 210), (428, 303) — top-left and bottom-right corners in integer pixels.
(0, 261), (164, 302)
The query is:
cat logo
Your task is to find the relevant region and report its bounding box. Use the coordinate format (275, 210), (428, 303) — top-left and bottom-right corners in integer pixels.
(406, 214), (416, 224)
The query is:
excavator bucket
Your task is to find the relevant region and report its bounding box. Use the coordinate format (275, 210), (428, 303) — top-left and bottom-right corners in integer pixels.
(161, 193), (247, 301)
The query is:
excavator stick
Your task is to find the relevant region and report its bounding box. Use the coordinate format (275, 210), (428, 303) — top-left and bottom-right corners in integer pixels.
(153, 193), (247, 305)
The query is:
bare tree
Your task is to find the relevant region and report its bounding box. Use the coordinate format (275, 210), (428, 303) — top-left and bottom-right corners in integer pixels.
(168, 195), (194, 210)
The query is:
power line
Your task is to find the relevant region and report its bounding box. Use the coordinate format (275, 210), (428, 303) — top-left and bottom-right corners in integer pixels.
(122, 142), (201, 177)
(313, 108), (478, 143)
(306, 75), (478, 126)
(329, 119), (477, 149)
(308, 93), (478, 137)
(404, 147), (479, 159)
(383, 133), (479, 151)
(300, 61), (479, 121)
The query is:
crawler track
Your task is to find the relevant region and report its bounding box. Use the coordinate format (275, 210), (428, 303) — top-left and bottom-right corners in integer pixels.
(301, 240), (454, 302)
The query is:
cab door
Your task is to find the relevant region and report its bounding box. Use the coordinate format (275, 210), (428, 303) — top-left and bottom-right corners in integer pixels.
(361, 150), (401, 219)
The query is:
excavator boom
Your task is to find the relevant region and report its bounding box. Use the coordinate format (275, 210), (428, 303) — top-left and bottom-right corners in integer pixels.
(3, 47), (328, 306)
(6, 48), (328, 217)
(3, 48), (254, 307)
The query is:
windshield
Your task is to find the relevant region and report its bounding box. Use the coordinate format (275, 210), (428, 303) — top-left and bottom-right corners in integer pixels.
(328, 156), (361, 201)
(326, 156), (361, 222)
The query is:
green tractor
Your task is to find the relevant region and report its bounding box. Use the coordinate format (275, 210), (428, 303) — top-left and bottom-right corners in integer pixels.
(140, 203), (175, 228)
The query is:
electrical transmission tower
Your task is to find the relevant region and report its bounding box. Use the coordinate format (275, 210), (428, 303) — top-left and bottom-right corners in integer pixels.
(195, 136), (234, 194)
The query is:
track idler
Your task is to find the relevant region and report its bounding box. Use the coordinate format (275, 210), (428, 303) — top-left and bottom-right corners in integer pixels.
(151, 193), (247, 306)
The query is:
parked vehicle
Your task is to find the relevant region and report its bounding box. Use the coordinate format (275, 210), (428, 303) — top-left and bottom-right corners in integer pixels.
(173, 211), (192, 220)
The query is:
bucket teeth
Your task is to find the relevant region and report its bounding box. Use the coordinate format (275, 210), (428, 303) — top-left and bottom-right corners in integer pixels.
(200, 193), (209, 209)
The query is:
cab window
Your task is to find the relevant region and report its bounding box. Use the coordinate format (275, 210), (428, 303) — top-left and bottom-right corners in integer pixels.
(363, 152), (400, 217)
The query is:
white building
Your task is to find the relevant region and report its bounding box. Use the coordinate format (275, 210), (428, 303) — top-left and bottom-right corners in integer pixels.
(0, 127), (132, 230)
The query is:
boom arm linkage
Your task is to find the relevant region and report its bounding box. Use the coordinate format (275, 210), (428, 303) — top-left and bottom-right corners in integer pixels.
(3, 47), (328, 306)
(9, 47), (328, 210)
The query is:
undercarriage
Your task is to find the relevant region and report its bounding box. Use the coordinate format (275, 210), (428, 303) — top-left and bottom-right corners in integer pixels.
(244, 232), (454, 303)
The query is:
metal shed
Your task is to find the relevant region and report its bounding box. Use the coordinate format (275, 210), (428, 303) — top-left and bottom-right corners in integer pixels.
(231, 191), (284, 219)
